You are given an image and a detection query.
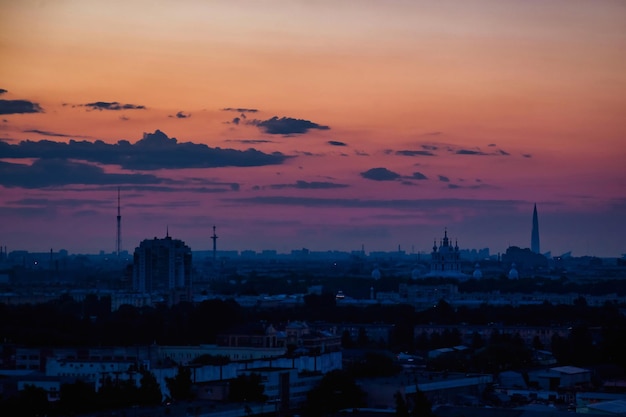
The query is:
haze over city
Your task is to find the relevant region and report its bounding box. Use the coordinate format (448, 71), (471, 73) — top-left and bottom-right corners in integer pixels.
(1, 1), (625, 257)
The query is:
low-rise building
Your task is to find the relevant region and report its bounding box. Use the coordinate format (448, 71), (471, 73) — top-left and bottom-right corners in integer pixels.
(528, 366), (591, 391)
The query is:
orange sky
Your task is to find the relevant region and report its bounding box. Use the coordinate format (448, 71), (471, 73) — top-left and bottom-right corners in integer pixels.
(1, 0), (625, 256)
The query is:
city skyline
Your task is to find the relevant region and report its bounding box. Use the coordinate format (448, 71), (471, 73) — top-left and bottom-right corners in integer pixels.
(1, 1), (625, 257)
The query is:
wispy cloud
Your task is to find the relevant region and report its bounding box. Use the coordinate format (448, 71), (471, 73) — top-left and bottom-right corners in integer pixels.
(361, 167), (401, 181)
(223, 196), (527, 212)
(447, 183), (495, 190)
(269, 180), (349, 190)
(169, 111), (191, 119)
(225, 139), (276, 144)
(0, 159), (165, 188)
(248, 116), (330, 135)
(456, 149), (487, 155)
(81, 101), (146, 111)
(23, 129), (91, 139)
(0, 99), (44, 115)
(1, 129), (288, 171)
(396, 150), (437, 157)
(222, 107), (259, 113)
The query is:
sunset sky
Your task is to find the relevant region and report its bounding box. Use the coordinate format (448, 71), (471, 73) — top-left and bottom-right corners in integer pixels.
(1, 0), (625, 257)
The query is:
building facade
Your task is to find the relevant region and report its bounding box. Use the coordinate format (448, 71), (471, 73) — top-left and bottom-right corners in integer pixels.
(132, 235), (192, 304)
(421, 229), (467, 279)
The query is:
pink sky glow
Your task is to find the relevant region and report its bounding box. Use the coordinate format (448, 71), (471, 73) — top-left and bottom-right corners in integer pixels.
(0, 0), (625, 257)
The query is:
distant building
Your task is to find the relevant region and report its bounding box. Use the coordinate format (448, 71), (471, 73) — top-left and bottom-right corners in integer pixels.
(359, 372), (493, 409)
(531, 203), (541, 254)
(422, 229), (467, 279)
(132, 234), (192, 305)
(528, 366), (591, 391)
(502, 246), (548, 270)
(508, 263), (519, 279)
(472, 263), (483, 279)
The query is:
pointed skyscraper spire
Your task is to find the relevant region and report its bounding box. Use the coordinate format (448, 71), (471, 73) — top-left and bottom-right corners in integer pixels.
(531, 204), (540, 253)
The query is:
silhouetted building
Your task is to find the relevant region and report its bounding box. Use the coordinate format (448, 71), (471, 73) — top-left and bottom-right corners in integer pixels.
(502, 246), (548, 270)
(531, 203), (541, 254)
(423, 229), (467, 278)
(132, 234), (192, 305)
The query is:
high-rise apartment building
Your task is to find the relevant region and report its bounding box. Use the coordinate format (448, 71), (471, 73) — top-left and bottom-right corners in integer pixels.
(132, 234), (192, 304)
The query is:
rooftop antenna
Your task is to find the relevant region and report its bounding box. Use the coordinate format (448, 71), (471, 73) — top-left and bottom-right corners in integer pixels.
(116, 187), (122, 257)
(211, 225), (218, 260)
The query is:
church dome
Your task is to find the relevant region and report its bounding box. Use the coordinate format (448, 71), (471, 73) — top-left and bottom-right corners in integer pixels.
(472, 263), (483, 279)
(371, 268), (381, 280)
(508, 263), (519, 279)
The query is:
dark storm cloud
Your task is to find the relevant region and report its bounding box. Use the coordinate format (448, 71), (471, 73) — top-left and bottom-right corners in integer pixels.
(498, 149), (510, 156)
(438, 175), (450, 182)
(412, 172), (428, 180)
(169, 111), (190, 119)
(0, 129), (288, 171)
(0, 159), (165, 188)
(396, 150), (436, 157)
(328, 140), (347, 147)
(231, 117), (241, 125)
(0, 99), (44, 114)
(0, 89), (7, 95)
(269, 180), (349, 190)
(222, 107), (259, 113)
(523, 154), (532, 158)
(361, 167), (401, 181)
(249, 116), (330, 135)
(82, 101), (146, 111)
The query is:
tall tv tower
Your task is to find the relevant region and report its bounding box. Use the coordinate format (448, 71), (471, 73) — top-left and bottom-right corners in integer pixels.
(116, 187), (122, 257)
(531, 203), (540, 254)
(211, 225), (218, 260)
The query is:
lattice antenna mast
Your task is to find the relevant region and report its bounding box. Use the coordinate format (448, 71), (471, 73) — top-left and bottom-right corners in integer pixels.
(211, 225), (218, 260)
(116, 187), (122, 257)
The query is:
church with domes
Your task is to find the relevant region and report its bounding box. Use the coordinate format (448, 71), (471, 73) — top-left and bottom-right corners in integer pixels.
(421, 229), (468, 279)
